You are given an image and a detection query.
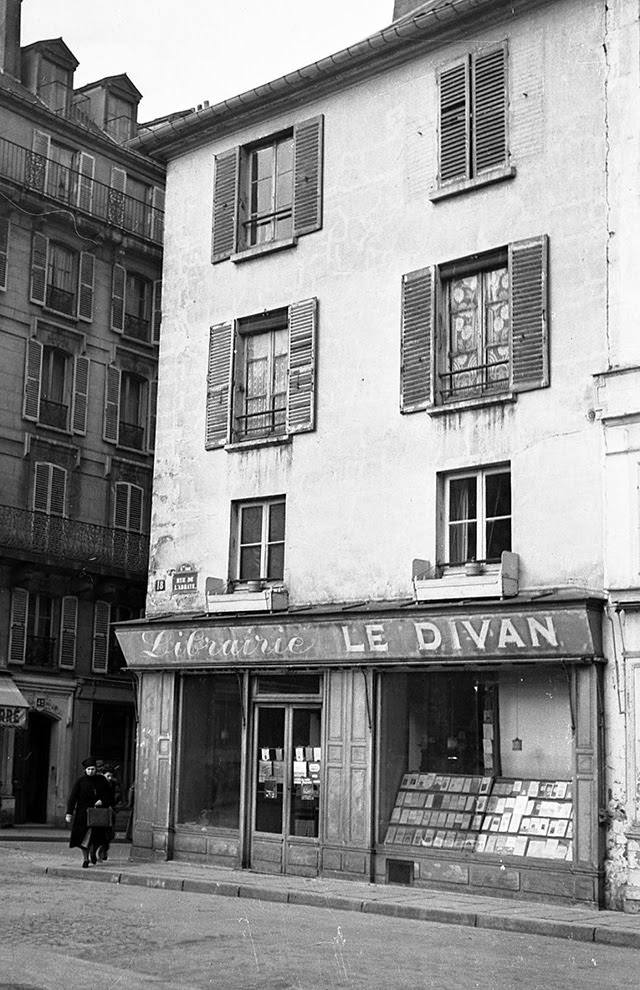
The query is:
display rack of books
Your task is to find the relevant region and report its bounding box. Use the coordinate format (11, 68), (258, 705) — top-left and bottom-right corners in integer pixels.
(475, 778), (573, 860)
(384, 772), (492, 851)
(384, 774), (573, 859)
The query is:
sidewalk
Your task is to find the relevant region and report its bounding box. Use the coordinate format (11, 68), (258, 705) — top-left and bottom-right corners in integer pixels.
(4, 825), (640, 949)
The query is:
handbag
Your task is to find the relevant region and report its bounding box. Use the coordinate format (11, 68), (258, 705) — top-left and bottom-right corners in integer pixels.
(86, 807), (111, 827)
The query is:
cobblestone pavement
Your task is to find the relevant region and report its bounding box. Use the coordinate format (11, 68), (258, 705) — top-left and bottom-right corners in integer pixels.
(1, 840), (640, 989)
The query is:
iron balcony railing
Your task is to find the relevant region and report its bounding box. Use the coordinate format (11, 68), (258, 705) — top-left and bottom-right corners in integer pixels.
(0, 135), (164, 244)
(25, 635), (57, 669)
(0, 504), (149, 575)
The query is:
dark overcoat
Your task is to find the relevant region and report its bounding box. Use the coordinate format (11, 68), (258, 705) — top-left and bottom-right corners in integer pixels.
(66, 773), (113, 849)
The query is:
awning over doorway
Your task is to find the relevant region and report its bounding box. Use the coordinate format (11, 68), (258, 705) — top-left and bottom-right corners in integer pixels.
(0, 677), (29, 728)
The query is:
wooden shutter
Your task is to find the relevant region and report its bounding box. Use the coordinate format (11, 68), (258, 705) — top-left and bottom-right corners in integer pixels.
(23, 338), (43, 421)
(509, 235), (549, 392)
(287, 297), (317, 434)
(50, 465), (66, 515)
(111, 264), (126, 332)
(71, 355), (90, 434)
(33, 462), (50, 511)
(77, 252), (95, 321)
(103, 365), (121, 443)
(472, 47), (507, 175)
(152, 185), (165, 242)
(439, 62), (469, 183)
(30, 232), (48, 304)
(205, 322), (233, 448)
(129, 484), (144, 532)
(92, 601), (111, 673)
(211, 147), (239, 263)
(59, 596), (78, 669)
(152, 280), (162, 343)
(8, 589), (29, 665)
(0, 217), (9, 290)
(77, 152), (95, 212)
(114, 482), (129, 528)
(400, 267), (436, 413)
(147, 377), (157, 452)
(293, 115), (324, 237)
(108, 166), (127, 226)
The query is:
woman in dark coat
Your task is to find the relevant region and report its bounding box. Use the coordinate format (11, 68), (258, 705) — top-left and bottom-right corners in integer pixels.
(65, 757), (113, 867)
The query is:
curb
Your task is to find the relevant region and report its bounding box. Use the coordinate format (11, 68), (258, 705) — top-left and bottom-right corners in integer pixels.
(43, 865), (640, 949)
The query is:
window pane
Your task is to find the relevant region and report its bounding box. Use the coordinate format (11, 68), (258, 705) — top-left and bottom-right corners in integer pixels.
(268, 502), (286, 542)
(255, 707), (285, 833)
(178, 675), (242, 829)
(449, 521), (476, 563)
(485, 471), (511, 519)
(240, 505), (263, 544)
(266, 543), (284, 580)
(239, 546), (261, 580)
(449, 477), (476, 522)
(486, 517), (511, 560)
(484, 267), (510, 385)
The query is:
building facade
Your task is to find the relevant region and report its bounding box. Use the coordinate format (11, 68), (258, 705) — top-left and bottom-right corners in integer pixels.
(118, 0), (638, 908)
(0, 0), (164, 825)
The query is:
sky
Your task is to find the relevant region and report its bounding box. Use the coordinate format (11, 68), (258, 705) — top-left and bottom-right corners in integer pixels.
(21, 0), (394, 123)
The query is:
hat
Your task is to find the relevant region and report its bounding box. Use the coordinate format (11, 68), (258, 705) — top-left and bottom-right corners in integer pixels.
(82, 757), (97, 768)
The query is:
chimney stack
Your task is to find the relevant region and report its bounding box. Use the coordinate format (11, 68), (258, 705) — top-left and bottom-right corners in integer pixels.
(0, 0), (21, 80)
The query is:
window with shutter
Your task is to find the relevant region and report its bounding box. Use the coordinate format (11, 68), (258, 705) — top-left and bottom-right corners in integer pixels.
(0, 217), (9, 290)
(400, 237), (548, 412)
(108, 166), (127, 226)
(77, 252), (95, 322)
(8, 588), (29, 665)
(114, 482), (144, 531)
(212, 116), (323, 263)
(438, 46), (508, 188)
(59, 596), (78, 668)
(152, 280), (162, 344)
(23, 338), (43, 421)
(111, 264), (126, 332)
(103, 365), (121, 443)
(71, 355), (90, 434)
(92, 601), (111, 673)
(77, 152), (95, 212)
(33, 462), (67, 515)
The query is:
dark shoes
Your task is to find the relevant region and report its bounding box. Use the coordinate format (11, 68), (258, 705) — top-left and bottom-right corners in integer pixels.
(98, 846), (108, 861)
(82, 860), (89, 868)
(90, 851), (97, 865)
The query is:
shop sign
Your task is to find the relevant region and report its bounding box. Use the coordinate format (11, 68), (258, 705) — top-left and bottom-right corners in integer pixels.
(116, 606), (600, 670)
(0, 678), (30, 728)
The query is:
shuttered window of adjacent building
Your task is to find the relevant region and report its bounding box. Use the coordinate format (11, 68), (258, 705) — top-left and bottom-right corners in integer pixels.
(400, 236), (548, 412)
(0, 217), (9, 290)
(33, 462), (67, 515)
(92, 600), (111, 673)
(114, 482), (144, 532)
(59, 596), (78, 669)
(439, 46), (507, 185)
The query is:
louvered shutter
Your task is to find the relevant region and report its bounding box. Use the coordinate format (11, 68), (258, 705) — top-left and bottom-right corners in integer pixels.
(23, 338), (43, 421)
(8, 588), (29, 665)
(111, 264), (126, 332)
(129, 484), (144, 532)
(287, 297), (317, 434)
(77, 252), (95, 321)
(152, 185), (165, 242)
(27, 130), (50, 191)
(472, 48), (507, 175)
(50, 465), (66, 515)
(103, 365), (121, 443)
(400, 267), (436, 413)
(293, 115), (324, 237)
(509, 235), (549, 393)
(77, 152), (95, 212)
(30, 232), (48, 304)
(33, 462), (51, 511)
(71, 355), (90, 434)
(114, 482), (129, 528)
(439, 63), (469, 183)
(152, 280), (162, 343)
(147, 378), (157, 452)
(92, 601), (111, 673)
(211, 147), (239, 263)
(0, 217), (9, 290)
(59, 596), (78, 669)
(205, 322), (233, 448)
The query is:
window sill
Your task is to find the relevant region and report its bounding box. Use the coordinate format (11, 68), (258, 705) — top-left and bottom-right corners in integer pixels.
(226, 434), (291, 452)
(231, 236), (298, 264)
(429, 165), (517, 203)
(428, 392), (517, 416)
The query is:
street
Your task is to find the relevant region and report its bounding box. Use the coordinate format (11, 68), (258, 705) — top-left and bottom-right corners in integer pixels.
(0, 843), (638, 989)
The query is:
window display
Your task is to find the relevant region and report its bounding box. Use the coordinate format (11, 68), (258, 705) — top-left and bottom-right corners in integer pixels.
(379, 668), (573, 858)
(177, 674), (242, 829)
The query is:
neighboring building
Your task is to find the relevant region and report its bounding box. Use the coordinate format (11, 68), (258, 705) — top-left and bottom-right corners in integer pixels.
(118, 0), (637, 908)
(0, 0), (165, 825)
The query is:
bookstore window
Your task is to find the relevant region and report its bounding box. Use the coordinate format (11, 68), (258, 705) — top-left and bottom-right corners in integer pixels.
(232, 497), (286, 584)
(380, 668), (574, 860)
(442, 465), (511, 567)
(177, 675), (243, 829)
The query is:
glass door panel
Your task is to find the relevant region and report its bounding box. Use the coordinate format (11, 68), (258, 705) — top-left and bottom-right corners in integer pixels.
(255, 706), (285, 833)
(289, 708), (321, 839)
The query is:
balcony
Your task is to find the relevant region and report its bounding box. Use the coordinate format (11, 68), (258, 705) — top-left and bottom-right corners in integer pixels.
(25, 635), (57, 669)
(0, 504), (149, 576)
(0, 136), (163, 245)
(123, 313), (151, 343)
(118, 420), (145, 451)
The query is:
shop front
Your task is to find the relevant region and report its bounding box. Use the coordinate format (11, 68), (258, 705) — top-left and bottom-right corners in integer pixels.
(116, 594), (605, 904)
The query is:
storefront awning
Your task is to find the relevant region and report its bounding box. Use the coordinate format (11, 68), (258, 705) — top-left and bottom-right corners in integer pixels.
(0, 677), (30, 728)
